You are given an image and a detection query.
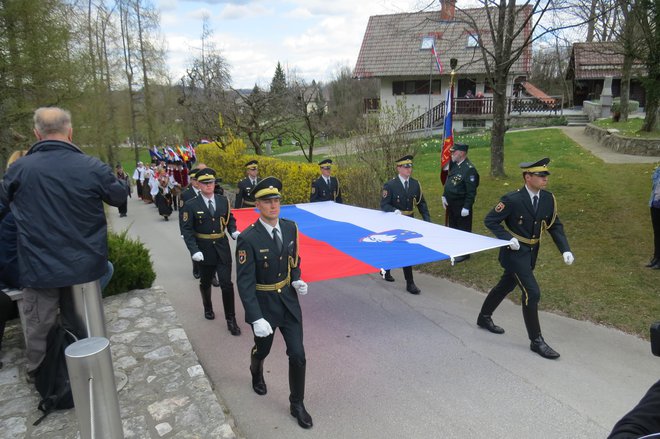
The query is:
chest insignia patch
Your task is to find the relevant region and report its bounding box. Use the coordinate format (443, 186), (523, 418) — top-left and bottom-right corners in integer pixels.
(238, 250), (247, 265)
(495, 202), (505, 213)
(182, 212), (189, 222)
(382, 189), (388, 198)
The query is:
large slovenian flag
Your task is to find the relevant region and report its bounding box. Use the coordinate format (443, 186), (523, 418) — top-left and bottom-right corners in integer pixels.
(233, 202), (509, 283)
(441, 88), (453, 185)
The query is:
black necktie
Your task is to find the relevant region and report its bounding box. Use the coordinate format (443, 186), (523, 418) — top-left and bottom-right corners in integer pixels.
(272, 228), (283, 253)
(532, 195), (538, 212)
(208, 199), (215, 216)
(404, 180), (409, 192)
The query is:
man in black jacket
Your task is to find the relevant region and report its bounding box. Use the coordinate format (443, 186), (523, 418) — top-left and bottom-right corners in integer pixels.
(476, 158), (574, 359)
(380, 155), (431, 294)
(180, 168), (241, 335)
(0, 107), (127, 380)
(236, 176), (313, 429)
(235, 160), (260, 208)
(310, 158), (342, 203)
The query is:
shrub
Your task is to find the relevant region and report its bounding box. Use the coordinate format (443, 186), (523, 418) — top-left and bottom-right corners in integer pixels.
(104, 230), (156, 297)
(611, 99), (640, 114)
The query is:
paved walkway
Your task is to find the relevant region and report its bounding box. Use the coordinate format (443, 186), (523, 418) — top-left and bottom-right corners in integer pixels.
(559, 126), (660, 164)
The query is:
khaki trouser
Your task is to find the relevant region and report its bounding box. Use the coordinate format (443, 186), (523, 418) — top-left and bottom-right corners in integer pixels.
(22, 287), (79, 373)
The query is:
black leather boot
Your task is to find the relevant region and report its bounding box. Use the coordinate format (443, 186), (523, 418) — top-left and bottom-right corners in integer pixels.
(646, 257), (659, 268)
(382, 269), (395, 282)
(226, 314), (241, 336)
(250, 354), (267, 395)
(477, 314), (505, 334)
(523, 306), (559, 359)
(289, 359), (313, 429)
(199, 285), (214, 320)
(406, 280), (421, 294)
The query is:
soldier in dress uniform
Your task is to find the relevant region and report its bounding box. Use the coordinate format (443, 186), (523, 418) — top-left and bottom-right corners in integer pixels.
(310, 158), (343, 203)
(179, 167), (203, 279)
(476, 158), (574, 359)
(180, 168), (241, 335)
(235, 176), (313, 429)
(380, 155), (431, 294)
(235, 160), (260, 208)
(442, 143), (479, 263)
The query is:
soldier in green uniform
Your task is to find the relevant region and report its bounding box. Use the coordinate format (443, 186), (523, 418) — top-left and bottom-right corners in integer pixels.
(476, 158), (574, 359)
(310, 158), (343, 203)
(180, 168), (241, 335)
(380, 155), (431, 294)
(442, 143), (479, 262)
(235, 160), (260, 208)
(235, 176), (313, 429)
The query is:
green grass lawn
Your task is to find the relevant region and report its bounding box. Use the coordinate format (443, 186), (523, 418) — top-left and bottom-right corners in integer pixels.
(413, 128), (659, 338)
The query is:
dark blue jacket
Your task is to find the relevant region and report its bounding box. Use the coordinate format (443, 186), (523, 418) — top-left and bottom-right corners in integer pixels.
(0, 140), (127, 288)
(0, 211), (19, 289)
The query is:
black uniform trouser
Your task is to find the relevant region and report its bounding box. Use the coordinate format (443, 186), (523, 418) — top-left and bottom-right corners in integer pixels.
(446, 202), (473, 232)
(651, 207), (660, 258)
(136, 180), (143, 198)
(0, 292), (18, 351)
(480, 266), (542, 340)
(384, 266), (414, 281)
(198, 263), (235, 317)
(251, 306), (305, 364)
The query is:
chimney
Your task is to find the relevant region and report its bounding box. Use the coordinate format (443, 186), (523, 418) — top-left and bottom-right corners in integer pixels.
(440, 0), (456, 21)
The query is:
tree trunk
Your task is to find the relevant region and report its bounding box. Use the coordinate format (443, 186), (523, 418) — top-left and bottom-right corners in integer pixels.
(490, 78), (508, 177)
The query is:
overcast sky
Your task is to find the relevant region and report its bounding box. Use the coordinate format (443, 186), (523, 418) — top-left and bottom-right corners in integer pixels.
(156, 0), (437, 89)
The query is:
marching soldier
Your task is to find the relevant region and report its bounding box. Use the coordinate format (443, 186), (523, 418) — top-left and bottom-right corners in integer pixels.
(235, 160), (260, 208)
(310, 158), (343, 203)
(476, 158), (574, 359)
(442, 143), (479, 262)
(235, 176), (313, 429)
(380, 155), (431, 294)
(180, 168), (241, 335)
(180, 167), (203, 279)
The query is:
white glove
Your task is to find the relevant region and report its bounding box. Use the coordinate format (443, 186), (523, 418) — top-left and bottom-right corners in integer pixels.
(393, 209), (401, 215)
(442, 196), (448, 209)
(563, 251), (574, 265)
(508, 238), (520, 251)
(291, 280), (308, 295)
(461, 208), (470, 217)
(252, 318), (273, 337)
(191, 251), (204, 262)
(231, 231), (240, 240)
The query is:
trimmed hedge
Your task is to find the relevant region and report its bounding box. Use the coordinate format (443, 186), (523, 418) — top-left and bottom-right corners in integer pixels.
(104, 230), (156, 297)
(611, 99), (640, 114)
(196, 137), (351, 205)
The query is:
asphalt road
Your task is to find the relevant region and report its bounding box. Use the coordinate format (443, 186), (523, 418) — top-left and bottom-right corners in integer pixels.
(111, 197), (659, 439)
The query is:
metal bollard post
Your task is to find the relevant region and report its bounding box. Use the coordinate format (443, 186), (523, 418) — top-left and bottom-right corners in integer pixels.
(70, 280), (107, 338)
(65, 337), (124, 439)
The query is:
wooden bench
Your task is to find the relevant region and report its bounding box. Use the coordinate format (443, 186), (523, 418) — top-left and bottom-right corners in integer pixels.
(3, 288), (27, 344)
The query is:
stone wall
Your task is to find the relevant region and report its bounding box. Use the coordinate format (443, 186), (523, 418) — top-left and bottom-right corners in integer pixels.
(585, 123), (660, 156)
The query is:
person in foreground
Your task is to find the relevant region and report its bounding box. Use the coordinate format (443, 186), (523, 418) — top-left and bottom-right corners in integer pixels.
(180, 168), (241, 335)
(476, 158), (574, 359)
(0, 107), (127, 380)
(235, 176), (313, 429)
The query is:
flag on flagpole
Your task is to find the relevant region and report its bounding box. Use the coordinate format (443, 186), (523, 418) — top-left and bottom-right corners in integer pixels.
(441, 87), (453, 185)
(149, 146), (163, 161)
(232, 202), (509, 283)
(430, 40), (443, 74)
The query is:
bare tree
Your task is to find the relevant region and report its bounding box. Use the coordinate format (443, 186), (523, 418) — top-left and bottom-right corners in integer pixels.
(457, 1), (586, 176)
(285, 80), (327, 163)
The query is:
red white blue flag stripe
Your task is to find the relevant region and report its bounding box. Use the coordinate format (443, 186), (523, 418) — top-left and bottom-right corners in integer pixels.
(233, 202), (509, 283)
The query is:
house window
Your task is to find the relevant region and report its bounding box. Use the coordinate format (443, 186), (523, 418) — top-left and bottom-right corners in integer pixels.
(393, 80), (441, 95)
(467, 34), (479, 48)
